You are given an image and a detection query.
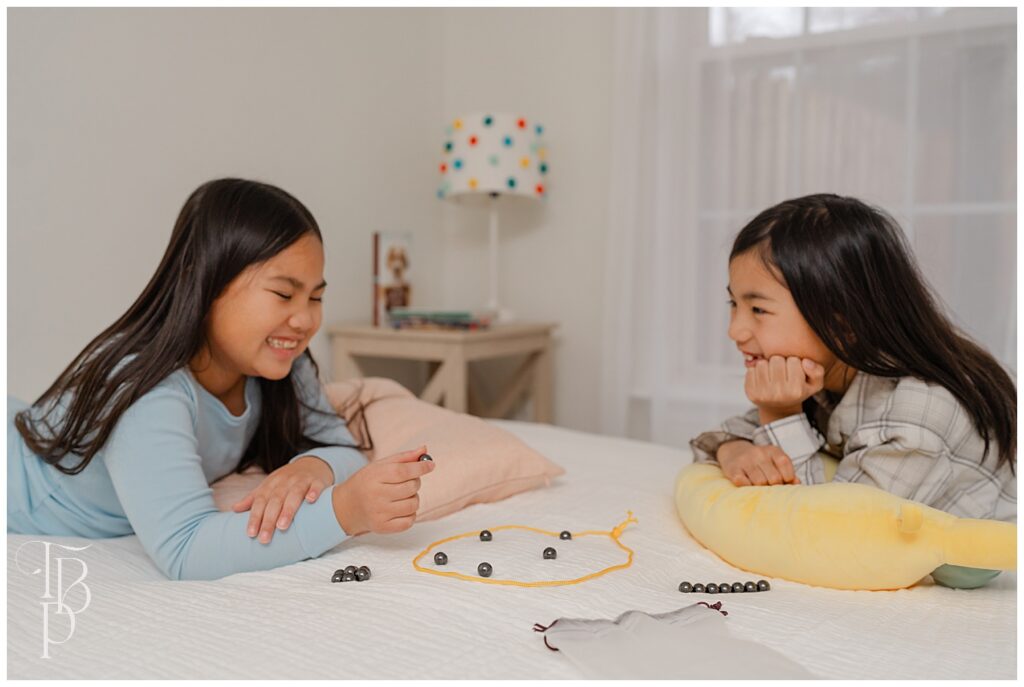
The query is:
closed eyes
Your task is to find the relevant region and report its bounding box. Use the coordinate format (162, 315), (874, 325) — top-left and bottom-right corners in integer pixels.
(727, 299), (766, 315)
(272, 291), (323, 303)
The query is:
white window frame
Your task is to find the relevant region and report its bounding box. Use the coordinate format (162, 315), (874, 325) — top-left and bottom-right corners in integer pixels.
(642, 7), (1018, 408)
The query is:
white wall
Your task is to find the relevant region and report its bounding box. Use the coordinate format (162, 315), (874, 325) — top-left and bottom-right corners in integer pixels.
(8, 8), (445, 401)
(8, 7), (617, 434)
(437, 8), (614, 432)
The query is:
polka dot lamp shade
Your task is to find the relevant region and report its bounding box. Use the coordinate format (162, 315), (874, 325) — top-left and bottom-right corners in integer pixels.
(437, 112), (548, 201)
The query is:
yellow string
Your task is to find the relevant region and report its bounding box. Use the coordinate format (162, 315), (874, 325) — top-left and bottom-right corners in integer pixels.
(412, 511), (638, 587)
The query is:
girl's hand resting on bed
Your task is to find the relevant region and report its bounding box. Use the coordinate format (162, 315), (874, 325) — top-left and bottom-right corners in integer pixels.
(716, 440), (800, 486)
(332, 446), (435, 537)
(745, 355), (825, 425)
(232, 455), (335, 544)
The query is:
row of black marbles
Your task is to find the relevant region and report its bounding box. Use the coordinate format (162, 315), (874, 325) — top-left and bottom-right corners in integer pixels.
(679, 580), (770, 593)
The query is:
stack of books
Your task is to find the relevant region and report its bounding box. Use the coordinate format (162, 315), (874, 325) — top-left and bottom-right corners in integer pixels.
(385, 308), (493, 330)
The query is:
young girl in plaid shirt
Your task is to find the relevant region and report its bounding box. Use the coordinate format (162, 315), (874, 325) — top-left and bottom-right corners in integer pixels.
(691, 193), (1015, 589)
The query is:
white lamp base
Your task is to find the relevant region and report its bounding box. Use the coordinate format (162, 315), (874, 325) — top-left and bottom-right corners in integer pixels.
(486, 197), (516, 324)
(492, 306), (515, 323)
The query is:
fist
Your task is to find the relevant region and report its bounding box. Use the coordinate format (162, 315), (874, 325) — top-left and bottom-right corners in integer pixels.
(717, 442), (799, 487)
(745, 356), (825, 423)
(332, 446), (435, 537)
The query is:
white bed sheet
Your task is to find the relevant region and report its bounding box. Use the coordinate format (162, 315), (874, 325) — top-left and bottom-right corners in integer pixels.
(8, 420), (1017, 679)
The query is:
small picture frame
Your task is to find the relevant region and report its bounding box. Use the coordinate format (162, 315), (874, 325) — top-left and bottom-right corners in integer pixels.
(373, 231), (413, 326)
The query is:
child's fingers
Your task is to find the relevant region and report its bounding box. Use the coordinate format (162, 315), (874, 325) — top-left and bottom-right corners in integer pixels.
(379, 445), (430, 464)
(381, 458), (435, 483)
(786, 356), (805, 385)
(246, 496), (267, 537)
(801, 357), (826, 388)
(743, 368), (758, 398)
(767, 355), (787, 383)
(770, 451), (797, 484)
(232, 493), (255, 512)
(747, 461), (775, 486)
(378, 513), (416, 534)
(258, 497), (285, 544)
(739, 463), (766, 486)
(747, 466), (769, 486)
(727, 468), (752, 487)
(276, 487), (313, 531)
(388, 493), (420, 519)
(802, 357), (824, 377)
(754, 358), (771, 387)
(758, 460), (785, 486)
(386, 477), (421, 500)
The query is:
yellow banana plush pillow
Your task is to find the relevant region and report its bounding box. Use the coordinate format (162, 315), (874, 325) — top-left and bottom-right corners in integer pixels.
(674, 460), (1016, 591)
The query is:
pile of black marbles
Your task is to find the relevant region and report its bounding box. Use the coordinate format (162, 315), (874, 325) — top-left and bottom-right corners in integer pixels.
(430, 529), (575, 578)
(331, 565), (372, 583)
(678, 579), (770, 593)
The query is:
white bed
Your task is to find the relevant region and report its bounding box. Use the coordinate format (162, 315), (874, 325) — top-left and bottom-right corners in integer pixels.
(8, 420), (1016, 679)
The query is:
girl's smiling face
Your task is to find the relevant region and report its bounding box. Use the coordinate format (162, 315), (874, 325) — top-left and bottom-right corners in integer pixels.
(191, 233), (326, 397)
(727, 249), (852, 393)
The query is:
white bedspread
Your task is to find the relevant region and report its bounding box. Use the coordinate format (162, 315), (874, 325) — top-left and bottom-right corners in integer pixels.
(8, 420), (1017, 679)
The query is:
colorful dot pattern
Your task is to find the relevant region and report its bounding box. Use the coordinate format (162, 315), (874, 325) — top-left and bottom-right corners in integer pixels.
(438, 112), (548, 200)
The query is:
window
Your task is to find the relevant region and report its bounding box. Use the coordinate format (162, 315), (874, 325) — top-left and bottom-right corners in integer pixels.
(695, 8), (1016, 382)
(709, 7), (950, 46)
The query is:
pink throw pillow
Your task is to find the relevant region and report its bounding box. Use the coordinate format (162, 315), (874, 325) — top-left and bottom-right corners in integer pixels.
(211, 377), (564, 522)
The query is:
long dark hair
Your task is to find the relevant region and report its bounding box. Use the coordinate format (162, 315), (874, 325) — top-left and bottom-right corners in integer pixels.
(16, 178), (364, 476)
(731, 193), (1016, 473)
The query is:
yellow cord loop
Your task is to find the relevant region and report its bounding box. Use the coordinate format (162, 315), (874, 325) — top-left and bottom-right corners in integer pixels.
(611, 511), (638, 539)
(412, 511), (638, 588)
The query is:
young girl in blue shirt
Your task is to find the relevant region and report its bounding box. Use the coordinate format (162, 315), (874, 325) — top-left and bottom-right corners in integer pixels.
(690, 193), (1016, 588)
(8, 178), (434, 580)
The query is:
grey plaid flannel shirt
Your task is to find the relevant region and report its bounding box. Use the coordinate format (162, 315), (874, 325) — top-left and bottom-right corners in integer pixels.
(690, 371), (1016, 522)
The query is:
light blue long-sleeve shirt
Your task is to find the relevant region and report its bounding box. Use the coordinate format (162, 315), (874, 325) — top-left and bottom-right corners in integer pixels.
(7, 354), (368, 581)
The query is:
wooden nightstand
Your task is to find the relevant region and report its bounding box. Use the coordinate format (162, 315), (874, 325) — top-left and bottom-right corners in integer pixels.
(327, 323), (556, 422)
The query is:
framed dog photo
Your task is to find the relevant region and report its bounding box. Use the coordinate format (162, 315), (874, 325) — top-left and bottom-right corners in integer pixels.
(372, 231), (413, 326)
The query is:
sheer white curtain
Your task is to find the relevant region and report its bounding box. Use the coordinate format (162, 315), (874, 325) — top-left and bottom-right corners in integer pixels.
(601, 7), (1017, 448)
